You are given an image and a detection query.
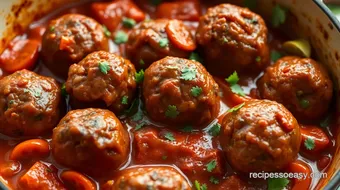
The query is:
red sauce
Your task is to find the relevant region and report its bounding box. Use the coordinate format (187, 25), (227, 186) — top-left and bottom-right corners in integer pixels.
(0, 1), (337, 190)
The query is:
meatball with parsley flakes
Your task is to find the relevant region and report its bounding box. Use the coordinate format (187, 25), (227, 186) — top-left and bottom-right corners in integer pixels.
(143, 56), (220, 126)
(65, 51), (137, 114)
(196, 4), (270, 77)
(220, 100), (301, 173)
(126, 19), (196, 70)
(257, 56), (333, 119)
(0, 70), (61, 137)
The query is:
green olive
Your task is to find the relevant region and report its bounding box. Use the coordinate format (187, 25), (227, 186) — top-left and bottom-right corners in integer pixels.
(282, 39), (311, 58)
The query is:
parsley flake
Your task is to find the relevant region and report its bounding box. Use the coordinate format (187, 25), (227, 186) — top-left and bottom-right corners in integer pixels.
(162, 155), (168, 160)
(268, 177), (290, 190)
(181, 125), (193, 133)
(121, 96), (128, 105)
(135, 70), (144, 84)
(299, 99), (310, 109)
(272, 5), (287, 28)
(165, 105), (179, 118)
(271, 50), (282, 62)
(230, 84), (245, 96)
(102, 25), (111, 37)
(61, 83), (67, 97)
(132, 111), (143, 121)
(210, 176), (219, 184)
(164, 132), (175, 141)
(159, 38), (169, 48)
(189, 52), (203, 63)
(139, 59), (145, 65)
(99, 61), (110, 74)
(304, 137), (315, 150)
(225, 71), (239, 85)
(228, 102), (245, 113)
(122, 17), (136, 28)
(191, 86), (202, 97)
(135, 122), (145, 131)
(209, 123), (221, 137)
(206, 160), (217, 172)
(194, 180), (207, 190)
(180, 67), (196, 81)
(256, 56), (261, 62)
(50, 26), (55, 32)
(114, 31), (128, 44)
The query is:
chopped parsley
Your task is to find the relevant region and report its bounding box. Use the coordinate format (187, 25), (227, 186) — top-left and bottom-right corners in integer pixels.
(102, 25), (111, 37)
(132, 111), (143, 121)
(189, 52), (203, 63)
(194, 180), (207, 190)
(139, 59), (145, 65)
(268, 177), (290, 190)
(272, 5), (287, 28)
(121, 96), (128, 105)
(181, 125), (193, 133)
(99, 61), (110, 74)
(299, 99), (310, 109)
(135, 69), (145, 84)
(50, 26), (55, 32)
(114, 31), (128, 44)
(165, 105), (179, 118)
(271, 50), (282, 62)
(320, 115), (331, 128)
(244, 0), (257, 10)
(8, 100), (14, 105)
(255, 56), (261, 62)
(225, 71), (239, 85)
(191, 86), (202, 97)
(230, 84), (245, 96)
(304, 137), (315, 150)
(228, 102), (245, 113)
(209, 176), (219, 185)
(164, 132), (175, 141)
(159, 38), (169, 48)
(135, 122), (145, 131)
(209, 123), (221, 137)
(162, 155), (168, 160)
(206, 160), (217, 172)
(61, 83), (67, 97)
(180, 67), (197, 81)
(122, 17), (136, 28)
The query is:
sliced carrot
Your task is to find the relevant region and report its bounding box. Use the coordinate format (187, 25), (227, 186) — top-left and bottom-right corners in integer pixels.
(10, 139), (50, 161)
(300, 125), (330, 153)
(166, 20), (196, 51)
(61, 170), (96, 190)
(0, 39), (40, 73)
(286, 160), (312, 190)
(28, 26), (46, 42)
(156, 2), (200, 21)
(214, 77), (252, 107)
(59, 36), (75, 51)
(0, 160), (21, 177)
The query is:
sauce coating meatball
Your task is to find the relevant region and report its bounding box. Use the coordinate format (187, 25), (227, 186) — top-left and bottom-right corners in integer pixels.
(42, 14), (109, 77)
(126, 19), (196, 70)
(51, 108), (129, 176)
(0, 70), (61, 137)
(66, 51), (137, 114)
(196, 4), (269, 77)
(143, 56), (220, 126)
(257, 56), (333, 119)
(102, 166), (191, 190)
(220, 100), (301, 173)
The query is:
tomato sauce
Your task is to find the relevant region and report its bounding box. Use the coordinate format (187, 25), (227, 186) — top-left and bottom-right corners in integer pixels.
(0, 1), (337, 190)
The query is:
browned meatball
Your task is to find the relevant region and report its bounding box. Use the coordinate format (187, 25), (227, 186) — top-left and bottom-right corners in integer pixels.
(102, 166), (191, 190)
(66, 51), (137, 114)
(42, 14), (109, 77)
(51, 108), (129, 176)
(126, 19), (196, 70)
(220, 100), (301, 173)
(0, 70), (61, 137)
(257, 56), (333, 119)
(196, 4), (269, 77)
(143, 56), (220, 126)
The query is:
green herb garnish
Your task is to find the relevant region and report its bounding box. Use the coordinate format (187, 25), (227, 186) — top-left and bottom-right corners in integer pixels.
(135, 122), (145, 131)
(299, 99), (310, 109)
(271, 50), (282, 62)
(206, 160), (217, 172)
(135, 69), (144, 84)
(209, 176), (219, 184)
(272, 5), (287, 28)
(162, 155), (168, 160)
(191, 86), (202, 97)
(159, 38), (169, 48)
(121, 96), (128, 105)
(165, 105), (179, 118)
(122, 17), (136, 28)
(114, 31), (128, 44)
(61, 83), (67, 97)
(102, 25), (111, 37)
(268, 177), (290, 190)
(209, 123), (221, 137)
(139, 59), (145, 65)
(99, 61), (110, 74)
(228, 102), (245, 113)
(180, 67), (196, 81)
(304, 137), (315, 150)
(194, 180), (207, 190)
(225, 71), (239, 85)
(189, 52), (203, 63)
(181, 125), (193, 133)
(164, 132), (175, 141)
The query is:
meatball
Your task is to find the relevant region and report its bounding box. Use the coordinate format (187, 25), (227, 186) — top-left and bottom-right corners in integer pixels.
(0, 70), (61, 137)
(42, 14), (109, 77)
(126, 19), (196, 70)
(51, 108), (129, 176)
(220, 100), (301, 173)
(196, 4), (269, 77)
(257, 56), (333, 119)
(66, 51), (137, 114)
(102, 166), (191, 190)
(143, 56), (220, 126)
